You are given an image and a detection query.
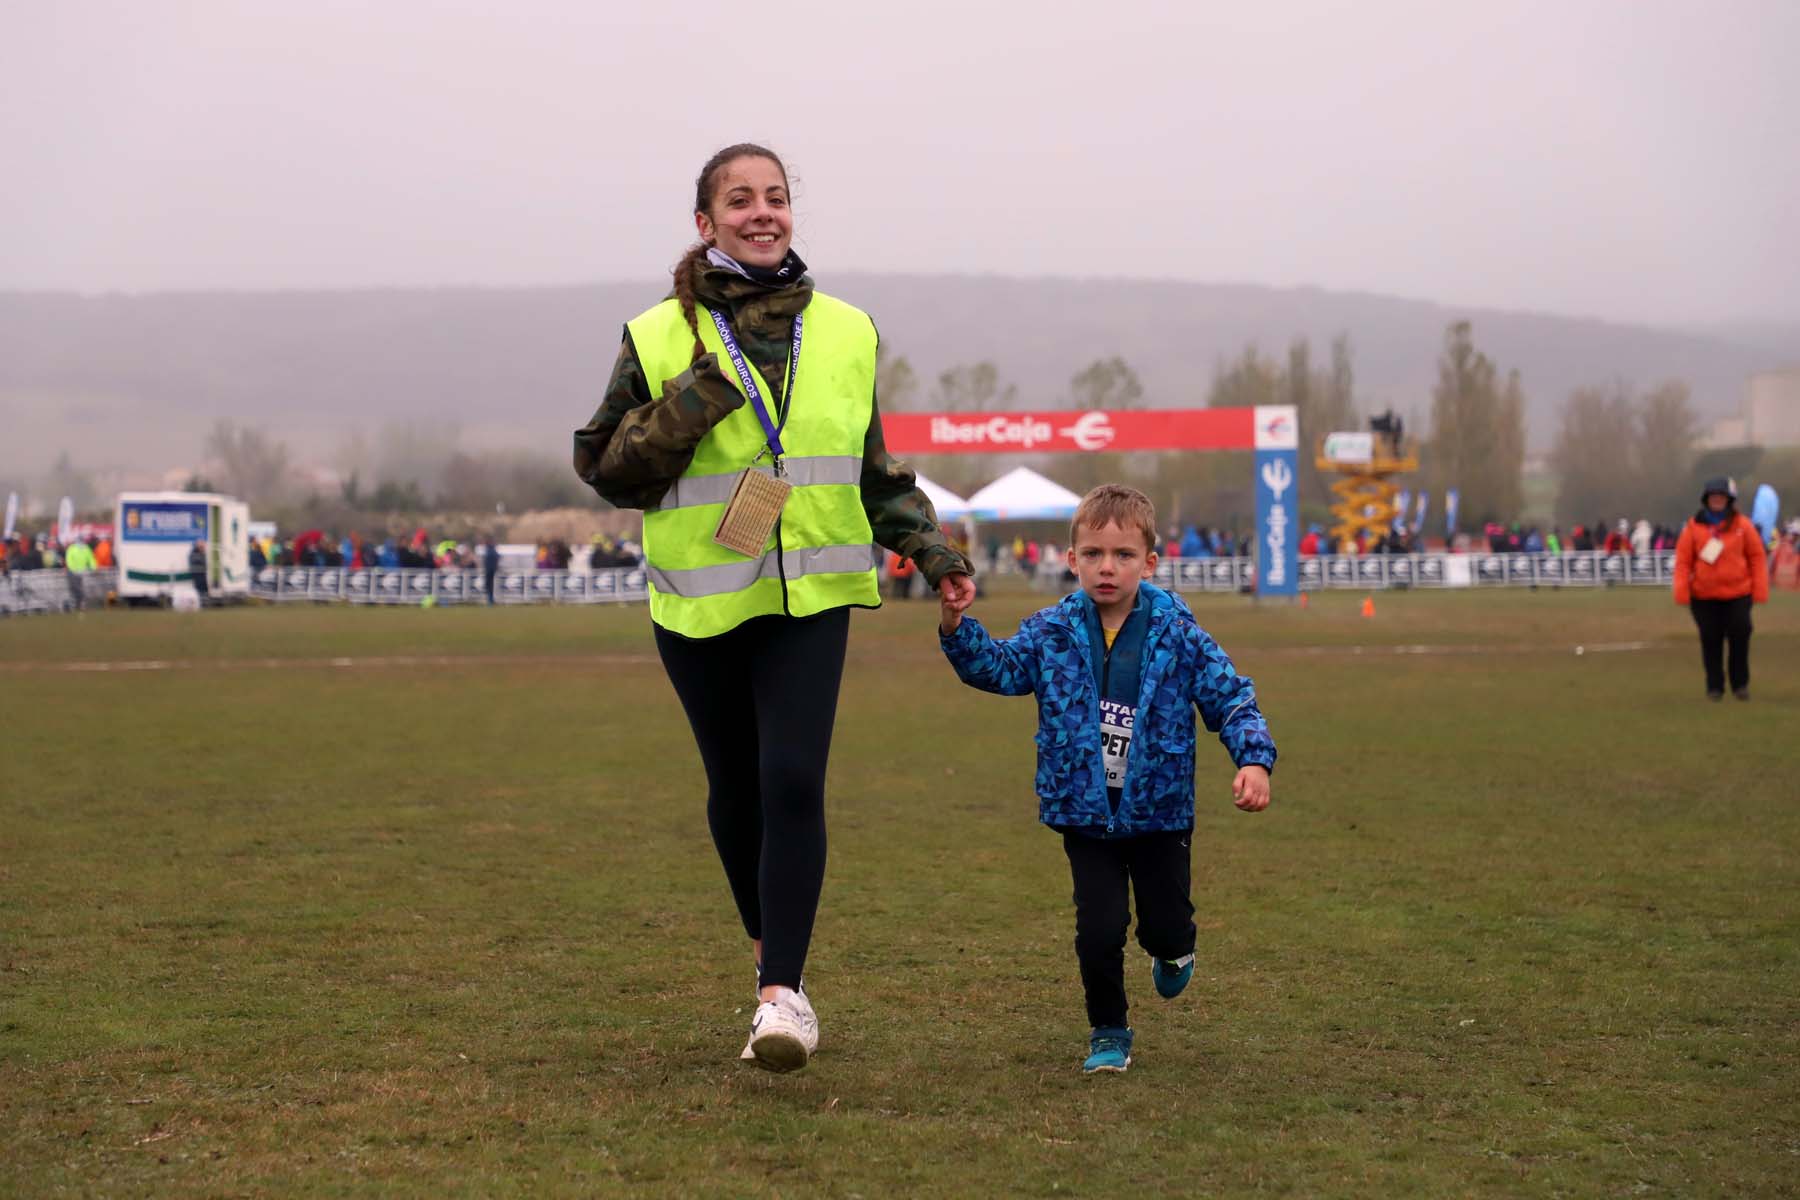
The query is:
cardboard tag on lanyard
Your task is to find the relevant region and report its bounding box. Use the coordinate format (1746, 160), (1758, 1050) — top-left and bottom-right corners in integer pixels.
(707, 307), (802, 558)
(1699, 536), (1725, 564)
(714, 469), (792, 557)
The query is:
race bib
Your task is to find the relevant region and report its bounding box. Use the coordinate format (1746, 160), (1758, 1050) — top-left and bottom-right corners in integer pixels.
(1099, 698), (1136, 789)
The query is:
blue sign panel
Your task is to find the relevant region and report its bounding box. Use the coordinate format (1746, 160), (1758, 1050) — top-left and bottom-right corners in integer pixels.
(1253, 449), (1299, 596)
(122, 501), (208, 543)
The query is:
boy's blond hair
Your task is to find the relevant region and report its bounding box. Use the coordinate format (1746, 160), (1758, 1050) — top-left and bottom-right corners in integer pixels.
(1070, 484), (1158, 552)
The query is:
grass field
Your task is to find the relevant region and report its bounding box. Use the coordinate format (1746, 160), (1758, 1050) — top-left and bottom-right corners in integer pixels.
(3, 586), (1797, 1197)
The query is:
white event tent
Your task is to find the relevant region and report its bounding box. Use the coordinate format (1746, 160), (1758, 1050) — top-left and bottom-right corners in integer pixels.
(913, 473), (971, 520)
(963, 467), (1083, 522)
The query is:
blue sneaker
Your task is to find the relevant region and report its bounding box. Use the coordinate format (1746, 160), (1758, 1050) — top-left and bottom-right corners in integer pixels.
(1082, 1026), (1133, 1073)
(1151, 953), (1195, 999)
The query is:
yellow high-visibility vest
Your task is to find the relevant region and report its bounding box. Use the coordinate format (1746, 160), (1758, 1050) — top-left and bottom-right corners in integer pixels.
(628, 292), (881, 638)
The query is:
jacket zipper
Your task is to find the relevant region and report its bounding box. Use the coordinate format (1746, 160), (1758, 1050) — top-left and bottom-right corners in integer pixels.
(1084, 620), (1116, 833)
(775, 516), (789, 614)
(1116, 610), (1168, 832)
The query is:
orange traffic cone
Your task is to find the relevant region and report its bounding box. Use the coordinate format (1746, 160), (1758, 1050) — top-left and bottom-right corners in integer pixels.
(1360, 595), (1376, 618)
(1298, 592), (1309, 610)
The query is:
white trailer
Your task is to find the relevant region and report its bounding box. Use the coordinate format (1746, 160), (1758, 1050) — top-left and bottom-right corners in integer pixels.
(115, 492), (251, 604)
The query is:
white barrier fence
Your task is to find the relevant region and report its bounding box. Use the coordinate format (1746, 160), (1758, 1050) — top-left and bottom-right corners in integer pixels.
(249, 565), (650, 605)
(2, 551), (1679, 615)
(1, 568), (118, 614)
(1298, 549), (1677, 590)
(1033, 550), (1679, 593)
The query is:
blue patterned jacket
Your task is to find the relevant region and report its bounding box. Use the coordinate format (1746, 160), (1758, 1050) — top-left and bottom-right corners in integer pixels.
(940, 583), (1276, 835)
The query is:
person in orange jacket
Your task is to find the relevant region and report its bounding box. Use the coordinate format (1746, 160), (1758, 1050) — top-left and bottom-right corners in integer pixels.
(1673, 477), (1769, 701)
(884, 548), (917, 599)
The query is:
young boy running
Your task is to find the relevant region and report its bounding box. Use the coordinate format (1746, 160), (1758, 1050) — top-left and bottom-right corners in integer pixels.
(938, 485), (1276, 1073)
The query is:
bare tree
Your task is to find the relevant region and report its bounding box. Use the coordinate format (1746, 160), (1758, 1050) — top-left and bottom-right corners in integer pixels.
(203, 421), (292, 506)
(46, 450), (98, 510)
(1201, 338), (1358, 524)
(1207, 345), (1282, 410)
(1426, 322), (1524, 527)
(372, 420), (461, 502)
(1062, 357), (1147, 494)
(1636, 381), (1698, 520)
(1552, 378), (1698, 526)
(930, 362), (1017, 413)
(876, 341), (921, 412)
(1067, 356), (1145, 411)
(1549, 383), (1637, 526)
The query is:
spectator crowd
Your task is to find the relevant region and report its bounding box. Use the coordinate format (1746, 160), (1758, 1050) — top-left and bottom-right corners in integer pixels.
(3, 531), (114, 574)
(244, 529), (640, 572)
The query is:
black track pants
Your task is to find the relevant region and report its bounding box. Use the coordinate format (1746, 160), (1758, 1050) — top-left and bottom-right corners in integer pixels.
(654, 608), (849, 989)
(1690, 595), (1753, 694)
(1061, 828), (1197, 1030)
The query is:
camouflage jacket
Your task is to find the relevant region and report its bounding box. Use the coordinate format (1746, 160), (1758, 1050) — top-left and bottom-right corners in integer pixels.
(572, 262), (972, 587)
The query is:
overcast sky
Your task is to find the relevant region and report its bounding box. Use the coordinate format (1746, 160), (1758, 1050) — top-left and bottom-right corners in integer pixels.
(4, 0), (1795, 325)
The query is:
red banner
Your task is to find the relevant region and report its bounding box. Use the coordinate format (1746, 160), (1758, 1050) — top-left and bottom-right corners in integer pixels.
(882, 409), (1257, 454)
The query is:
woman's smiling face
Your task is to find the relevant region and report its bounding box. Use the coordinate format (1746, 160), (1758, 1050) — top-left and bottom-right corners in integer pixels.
(695, 154), (792, 269)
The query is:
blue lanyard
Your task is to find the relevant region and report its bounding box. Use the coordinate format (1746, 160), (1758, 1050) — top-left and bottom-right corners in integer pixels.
(707, 308), (802, 468)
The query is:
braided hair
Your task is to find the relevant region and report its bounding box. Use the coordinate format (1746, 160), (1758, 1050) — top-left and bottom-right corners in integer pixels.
(672, 143), (789, 363)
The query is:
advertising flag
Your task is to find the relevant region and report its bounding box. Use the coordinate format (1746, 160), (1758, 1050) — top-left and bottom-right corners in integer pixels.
(1751, 484), (1779, 542)
(1253, 406), (1299, 596)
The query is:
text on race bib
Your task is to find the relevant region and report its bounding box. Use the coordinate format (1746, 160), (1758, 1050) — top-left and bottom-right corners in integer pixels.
(1100, 698), (1136, 789)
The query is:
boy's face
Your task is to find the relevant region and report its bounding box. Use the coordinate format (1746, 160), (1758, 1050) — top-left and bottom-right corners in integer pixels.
(1066, 520), (1158, 620)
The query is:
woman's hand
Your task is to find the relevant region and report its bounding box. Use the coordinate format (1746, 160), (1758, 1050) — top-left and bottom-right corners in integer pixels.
(938, 572), (975, 635)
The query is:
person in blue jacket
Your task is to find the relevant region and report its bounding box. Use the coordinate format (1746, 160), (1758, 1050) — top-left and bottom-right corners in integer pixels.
(939, 484), (1276, 1074)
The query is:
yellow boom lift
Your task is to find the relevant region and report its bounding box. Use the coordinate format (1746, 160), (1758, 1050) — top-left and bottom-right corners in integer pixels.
(1315, 412), (1418, 552)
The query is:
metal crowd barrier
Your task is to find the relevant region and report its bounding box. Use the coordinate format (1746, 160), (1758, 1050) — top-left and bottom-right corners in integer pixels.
(2, 553), (1680, 616)
(1032, 550), (1679, 593)
(0, 568), (120, 615)
(249, 565), (649, 605)
(1295, 549), (1677, 590)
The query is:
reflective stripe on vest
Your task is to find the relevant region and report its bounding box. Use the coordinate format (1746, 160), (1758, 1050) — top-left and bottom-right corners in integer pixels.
(656, 455), (863, 511)
(627, 291), (881, 638)
(647, 542), (881, 598)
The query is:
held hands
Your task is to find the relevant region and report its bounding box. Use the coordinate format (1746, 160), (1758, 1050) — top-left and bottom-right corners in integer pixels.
(938, 572), (976, 635)
(1232, 765), (1271, 812)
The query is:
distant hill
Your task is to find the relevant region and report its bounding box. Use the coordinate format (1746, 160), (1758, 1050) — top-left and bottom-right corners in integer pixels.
(1, 276), (1790, 481)
(1677, 320), (1800, 363)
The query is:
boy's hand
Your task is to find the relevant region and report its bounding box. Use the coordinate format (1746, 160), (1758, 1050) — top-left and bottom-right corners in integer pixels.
(1232, 765), (1271, 812)
(938, 572), (975, 635)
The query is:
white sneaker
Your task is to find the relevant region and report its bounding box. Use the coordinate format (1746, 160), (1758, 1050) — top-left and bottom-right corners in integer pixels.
(739, 964), (764, 1061)
(747, 987), (819, 1073)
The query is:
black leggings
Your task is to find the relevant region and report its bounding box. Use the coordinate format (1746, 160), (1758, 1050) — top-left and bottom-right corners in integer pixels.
(1690, 596), (1753, 694)
(1062, 829), (1197, 1030)
(654, 608), (849, 989)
